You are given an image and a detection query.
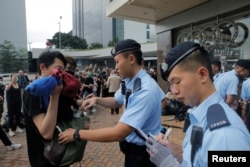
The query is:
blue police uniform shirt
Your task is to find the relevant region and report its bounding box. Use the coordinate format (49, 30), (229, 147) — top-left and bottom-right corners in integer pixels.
(212, 72), (222, 82)
(115, 69), (164, 145)
(241, 78), (250, 100)
(181, 91), (250, 167)
(214, 70), (239, 99)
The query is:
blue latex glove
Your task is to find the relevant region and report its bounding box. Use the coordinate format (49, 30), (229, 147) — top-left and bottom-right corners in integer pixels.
(146, 136), (180, 167)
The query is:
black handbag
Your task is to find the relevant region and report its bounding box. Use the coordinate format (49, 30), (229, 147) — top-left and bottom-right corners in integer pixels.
(44, 110), (90, 166)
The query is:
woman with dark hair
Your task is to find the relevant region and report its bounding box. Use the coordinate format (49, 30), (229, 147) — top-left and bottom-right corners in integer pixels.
(5, 73), (23, 137)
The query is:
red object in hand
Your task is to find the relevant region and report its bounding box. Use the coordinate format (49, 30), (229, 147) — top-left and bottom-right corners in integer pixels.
(52, 68), (81, 98)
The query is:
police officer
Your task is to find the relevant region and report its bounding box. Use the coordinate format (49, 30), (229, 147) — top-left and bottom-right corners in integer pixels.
(58, 39), (165, 167)
(241, 77), (250, 100)
(240, 77), (250, 132)
(213, 59), (250, 108)
(146, 42), (250, 167)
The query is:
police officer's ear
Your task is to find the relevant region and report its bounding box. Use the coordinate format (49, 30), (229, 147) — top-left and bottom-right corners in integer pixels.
(197, 66), (209, 84)
(127, 54), (136, 65)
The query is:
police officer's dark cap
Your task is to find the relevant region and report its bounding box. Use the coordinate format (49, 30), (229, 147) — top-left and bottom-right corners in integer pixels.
(236, 59), (250, 69)
(160, 41), (201, 80)
(111, 39), (141, 57)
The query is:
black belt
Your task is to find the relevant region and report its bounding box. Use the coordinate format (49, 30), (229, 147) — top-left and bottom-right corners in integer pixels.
(119, 140), (146, 154)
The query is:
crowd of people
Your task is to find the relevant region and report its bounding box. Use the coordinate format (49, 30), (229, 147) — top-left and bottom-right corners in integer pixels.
(211, 58), (250, 130)
(0, 39), (250, 167)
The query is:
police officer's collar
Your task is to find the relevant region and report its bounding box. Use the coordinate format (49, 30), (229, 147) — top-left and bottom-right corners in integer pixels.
(123, 68), (145, 85)
(189, 91), (223, 125)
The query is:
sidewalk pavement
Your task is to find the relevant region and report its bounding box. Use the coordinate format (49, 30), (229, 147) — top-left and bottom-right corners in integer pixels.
(0, 105), (184, 167)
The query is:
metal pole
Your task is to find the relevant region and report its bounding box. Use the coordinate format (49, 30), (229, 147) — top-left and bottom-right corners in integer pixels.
(59, 16), (62, 49)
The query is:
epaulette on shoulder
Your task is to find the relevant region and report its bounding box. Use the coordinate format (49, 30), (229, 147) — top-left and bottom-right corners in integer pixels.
(207, 104), (231, 131)
(133, 78), (141, 93)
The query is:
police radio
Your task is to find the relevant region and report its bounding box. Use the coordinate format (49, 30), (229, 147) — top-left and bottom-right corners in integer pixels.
(121, 80), (126, 95)
(190, 125), (203, 167)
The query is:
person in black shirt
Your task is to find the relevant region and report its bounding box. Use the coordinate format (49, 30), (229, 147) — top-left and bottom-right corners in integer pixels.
(5, 73), (23, 137)
(82, 70), (94, 99)
(23, 51), (70, 167)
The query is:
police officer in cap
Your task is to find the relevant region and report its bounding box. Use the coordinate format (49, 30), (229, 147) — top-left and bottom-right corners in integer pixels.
(58, 39), (165, 167)
(145, 41), (250, 167)
(214, 59), (250, 109)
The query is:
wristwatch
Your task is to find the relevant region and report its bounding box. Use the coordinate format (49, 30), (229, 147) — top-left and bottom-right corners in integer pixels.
(160, 127), (167, 134)
(73, 129), (81, 142)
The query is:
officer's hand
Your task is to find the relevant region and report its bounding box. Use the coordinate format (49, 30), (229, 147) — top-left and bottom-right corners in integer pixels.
(85, 93), (95, 99)
(81, 97), (97, 112)
(146, 136), (180, 167)
(58, 128), (75, 145)
(156, 133), (169, 147)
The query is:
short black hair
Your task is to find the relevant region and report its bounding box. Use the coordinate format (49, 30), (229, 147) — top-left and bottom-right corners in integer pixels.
(65, 56), (77, 68)
(37, 51), (66, 74)
(123, 50), (143, 65)
(236, 59), (250, 69)
(211, 60), (221, 70)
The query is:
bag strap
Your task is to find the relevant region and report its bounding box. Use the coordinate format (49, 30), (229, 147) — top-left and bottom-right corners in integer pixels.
(134, 129), (146, 141)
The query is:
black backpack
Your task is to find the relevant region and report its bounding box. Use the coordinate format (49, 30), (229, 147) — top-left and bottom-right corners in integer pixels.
(162, 98), (191, 121)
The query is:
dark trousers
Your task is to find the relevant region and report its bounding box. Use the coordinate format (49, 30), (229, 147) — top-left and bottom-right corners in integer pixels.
(7, 101), (22, 130)
(0, 125), (12, 146)
(109, 92), (119, 114)
(120, 141), (156, 167)
(124, 150), (156, 167)
(0, 103), (3, 119)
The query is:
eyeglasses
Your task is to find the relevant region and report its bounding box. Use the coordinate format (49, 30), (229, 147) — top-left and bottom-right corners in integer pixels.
(160, 46), (200, 81)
